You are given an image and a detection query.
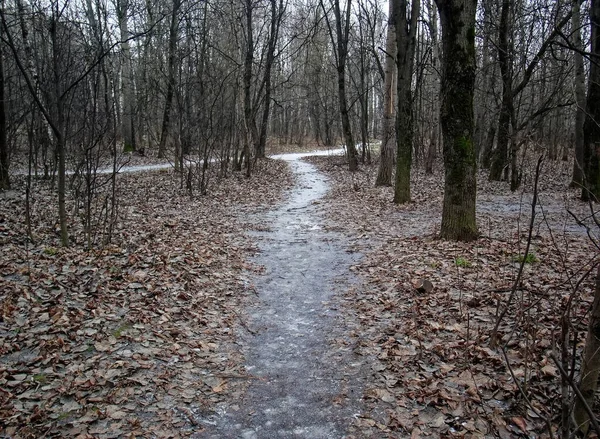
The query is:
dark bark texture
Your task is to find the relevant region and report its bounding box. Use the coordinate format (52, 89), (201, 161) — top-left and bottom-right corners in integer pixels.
(158, 0), (181, 159)
(573, 265), (600, 434)
(0, 39), (9, 190)
(375, 0), (397, 186)
(393, 0), (419, 204)
(582, 0), (600, 201)
(489, 0), (512, 182)
(436, 0), (478, 241)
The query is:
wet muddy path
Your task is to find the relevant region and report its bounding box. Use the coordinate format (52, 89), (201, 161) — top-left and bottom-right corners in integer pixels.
(201, 152), (367, 438)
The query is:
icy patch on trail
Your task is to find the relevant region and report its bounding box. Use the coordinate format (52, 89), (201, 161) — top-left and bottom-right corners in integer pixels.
(198, 153), (367, 439)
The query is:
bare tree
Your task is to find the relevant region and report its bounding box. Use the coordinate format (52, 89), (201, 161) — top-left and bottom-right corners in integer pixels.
(488, 1), (572, 189)
(117, 0), (135, 153)
(0, 24), (8, 190)
(158, 0), (182, 159)
(570, 0), (585, 187)
(256, 0), (285, 158)
(424, 0), (440, 174)
(393, 0), (419, 203)
(321, 0), (359, 171)
(375, 0), (396, 186)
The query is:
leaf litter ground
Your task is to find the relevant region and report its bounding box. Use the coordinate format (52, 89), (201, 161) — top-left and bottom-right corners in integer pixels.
(0, 160), (294, 438)
(304, 154), (598, 438)
(2, 151), (599, 438)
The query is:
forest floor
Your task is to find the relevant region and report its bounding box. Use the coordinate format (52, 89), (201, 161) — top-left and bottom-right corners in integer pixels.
(0, 159), (295, 438)
(1, 150), (598, 438)
(304, 154), (598, 438)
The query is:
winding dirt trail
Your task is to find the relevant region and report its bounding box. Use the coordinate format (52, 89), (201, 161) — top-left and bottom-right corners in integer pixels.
(200, 151), (368, 438)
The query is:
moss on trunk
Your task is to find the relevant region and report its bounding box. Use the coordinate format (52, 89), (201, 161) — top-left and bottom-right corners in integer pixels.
(436, 0), (478, 241)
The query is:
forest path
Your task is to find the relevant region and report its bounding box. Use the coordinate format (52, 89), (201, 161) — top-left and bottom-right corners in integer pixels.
(199, 151), (368, 438)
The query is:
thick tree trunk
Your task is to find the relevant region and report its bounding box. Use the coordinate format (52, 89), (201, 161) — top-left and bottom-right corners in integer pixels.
(572, 0), (585, 187)
(436, 0), (478, 241)
(158, 0), (181, 159)
(394, 74), (412, 203)
(573, 265), (600, 434)
(393, 0), (419, 204)
(375, 0), (397, 186)
(582, 0), (600, 201)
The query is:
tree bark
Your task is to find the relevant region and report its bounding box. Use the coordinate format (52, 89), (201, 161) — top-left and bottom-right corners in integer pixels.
(436, 0), (478, 241)
(243, 0), (254, 175)
(117, 0), (135, 153)
(0, 33), (9, 190)
(573, 265), (600, 434)
(375, 0), (397, 186)
(582, 0), (600, 201)
(324, 0), (358, 171)
(256, 0), (283, 158)
(572, 0), (585, 187)
(158, 0), (181, 159)
(50, 13), (68, 246)
(425, 0), (440, 175)
(489, 0), (512, 182)
(393, 0), (419, 204)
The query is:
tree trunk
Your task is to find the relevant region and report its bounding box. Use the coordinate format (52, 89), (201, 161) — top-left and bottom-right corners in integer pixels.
(50, 15), (68, 246)
(572, 0), (585, 187)
(326, 0), (358, 171)
(509, 133), (519, 191)
(573, 264), (600, 434)
(480, 124), (496, 169)
(243, 0), (257, 170)
(158, 0), (181, 159)
(256, 0), (283, 158)
(582, 0), (600, 201)
(375, 0), (397, 187)
(358, 53), (369, 164)
(394, 0), (419, 204)
(489, 0), (512, 182)
(0, 35), (9, 190)
(436, 0), (478, 241)
(118, 0), (135, 153)
(425, 0), (440, 175)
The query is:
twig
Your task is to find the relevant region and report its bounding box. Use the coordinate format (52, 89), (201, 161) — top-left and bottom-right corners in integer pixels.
(231, 310), (257, 335)
(501, 347), (555, 439)
(550, 354), (600, 436)
(491, 155), (543, 347)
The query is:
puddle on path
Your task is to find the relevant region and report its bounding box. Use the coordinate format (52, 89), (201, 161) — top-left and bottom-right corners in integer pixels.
(198, 151), (367, 438)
